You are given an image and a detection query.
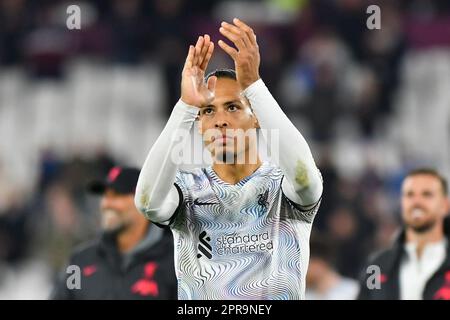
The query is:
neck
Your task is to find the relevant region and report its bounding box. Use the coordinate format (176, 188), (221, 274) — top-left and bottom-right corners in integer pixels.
(117, 221), (149, 253)
(213, 157), (262, 185)
(405, 221), (444, 259)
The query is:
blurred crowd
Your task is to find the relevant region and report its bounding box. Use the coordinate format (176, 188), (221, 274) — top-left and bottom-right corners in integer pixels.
(1, 0), (450, 299)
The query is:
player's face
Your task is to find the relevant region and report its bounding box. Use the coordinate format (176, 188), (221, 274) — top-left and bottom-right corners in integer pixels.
(401, 174), (449, 233)
(198, 78), (259, 163)
(100, 189), (137, 233)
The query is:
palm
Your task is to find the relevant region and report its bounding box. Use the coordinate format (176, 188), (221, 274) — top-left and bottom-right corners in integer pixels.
(182, 66), (209, 106)
(181, 35), (215, 107)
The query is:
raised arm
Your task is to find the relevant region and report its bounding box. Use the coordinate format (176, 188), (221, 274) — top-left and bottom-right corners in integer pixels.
(219, 18), (322, 206)
(135, 35), (216, 223)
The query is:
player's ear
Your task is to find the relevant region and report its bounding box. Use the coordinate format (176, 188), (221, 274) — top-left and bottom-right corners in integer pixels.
(254, 118), (260, 129)
(249, 107), (260, 128)
(242, 97), (259, 128)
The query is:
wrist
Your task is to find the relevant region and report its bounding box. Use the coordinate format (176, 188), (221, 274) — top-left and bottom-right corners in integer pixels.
(180, 96), (192, 106)
(176, 99), (200, 115)
(180, 95), (200, 108)
(241, 76), (261, 91)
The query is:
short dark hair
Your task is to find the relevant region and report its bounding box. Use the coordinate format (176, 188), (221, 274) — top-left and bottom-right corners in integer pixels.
(405, 168), (448, 195)
(205, 69), (236, 81)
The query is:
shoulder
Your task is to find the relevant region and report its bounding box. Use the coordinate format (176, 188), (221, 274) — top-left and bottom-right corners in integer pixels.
(255, 161), (284, 183)
(367, 247), (398, 266)
(263, 161), (283, 174)
(359, 245), (400, 280)
(176, 166), (209, 184)
(177, 166), (204, 176)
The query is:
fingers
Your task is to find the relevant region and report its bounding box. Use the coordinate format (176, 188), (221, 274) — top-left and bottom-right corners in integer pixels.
(198, 34), (212, 70)
(218, 39), (238, 59)
(198, 35), (210, 65)
(193, 36), (204, 67)
(185, 18), (256, 73)
(232, 18), (257, 47)
(183, 45), (195, 69)
(220, 22), (249, 50)
(189, 34), (214, 71)
(200, 40), (214, 71)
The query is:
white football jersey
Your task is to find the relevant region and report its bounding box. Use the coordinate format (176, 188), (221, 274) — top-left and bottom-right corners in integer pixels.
(169, 161), (321, 300)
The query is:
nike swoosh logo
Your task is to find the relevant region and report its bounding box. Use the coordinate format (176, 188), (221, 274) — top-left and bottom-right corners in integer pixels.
(194, 199), (218, 206)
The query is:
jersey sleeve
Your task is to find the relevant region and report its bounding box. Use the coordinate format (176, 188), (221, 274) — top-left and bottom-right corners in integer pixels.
(151, 170), (188, 228)
(280, 178), (322, 224)
(243, 79), (323, 208)
(135, 99), (198, 224)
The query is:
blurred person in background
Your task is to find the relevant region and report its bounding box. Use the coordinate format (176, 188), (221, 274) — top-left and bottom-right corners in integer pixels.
(326, 205), (374, 279)
(358, 168), (450, 300)
(51, 167), (177, 299)
(306, 233), (358, 300)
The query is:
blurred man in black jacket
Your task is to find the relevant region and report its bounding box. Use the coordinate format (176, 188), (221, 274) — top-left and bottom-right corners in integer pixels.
(358, 168), (450, 300)
(51, 167), (177, 299)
